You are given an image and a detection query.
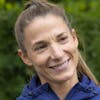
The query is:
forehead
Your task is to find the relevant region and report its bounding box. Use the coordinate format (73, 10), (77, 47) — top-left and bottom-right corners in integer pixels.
(24, 14), (70, 43)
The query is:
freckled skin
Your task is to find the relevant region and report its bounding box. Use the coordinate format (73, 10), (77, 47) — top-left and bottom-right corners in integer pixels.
(19, 14), (79, 85)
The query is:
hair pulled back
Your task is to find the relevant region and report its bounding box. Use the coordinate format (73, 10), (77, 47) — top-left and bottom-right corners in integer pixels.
(15, 0), (99, 85)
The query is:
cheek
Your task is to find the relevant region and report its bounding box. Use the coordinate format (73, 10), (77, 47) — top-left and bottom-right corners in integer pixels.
(63, 41), (78, 62)
(30, 53), (49, 67)
(63, 42), (77, 52)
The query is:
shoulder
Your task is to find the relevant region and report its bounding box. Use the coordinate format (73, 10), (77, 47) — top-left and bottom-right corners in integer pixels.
(69, 75), (100, 100)
(79, 75), (100, 100)
(16, 84), (33, 100)
(16, 76), (51, 100)
(90, 85), (100, 100)
(91, 94), (100, 100)
(16, 76), (38, 100)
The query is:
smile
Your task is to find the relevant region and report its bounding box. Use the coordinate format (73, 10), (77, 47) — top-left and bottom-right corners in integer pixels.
(49, 58), (70, 70)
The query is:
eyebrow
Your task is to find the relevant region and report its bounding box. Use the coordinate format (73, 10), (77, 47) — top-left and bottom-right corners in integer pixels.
(31, 41), (47, 51)
(57, 32), (67, 38)
(33, 32), (67, 46)
(33, 41), (46, 46)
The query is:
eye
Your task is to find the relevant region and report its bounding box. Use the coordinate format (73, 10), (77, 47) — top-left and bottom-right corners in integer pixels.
(58, 36), (68, 44)
(34, 44), (48, 51)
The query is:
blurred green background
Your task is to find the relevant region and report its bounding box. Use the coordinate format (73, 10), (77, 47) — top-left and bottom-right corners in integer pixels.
(0, 0), (100, 100)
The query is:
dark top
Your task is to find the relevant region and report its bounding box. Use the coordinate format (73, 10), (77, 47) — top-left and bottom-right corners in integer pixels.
(17, 75), (100, 100)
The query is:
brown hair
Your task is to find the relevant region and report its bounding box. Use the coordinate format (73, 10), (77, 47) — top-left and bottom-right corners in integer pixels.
(15, 0), (99, 85)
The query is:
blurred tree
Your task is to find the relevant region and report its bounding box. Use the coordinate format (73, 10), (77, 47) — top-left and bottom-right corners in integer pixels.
(0, 1), (31, 100)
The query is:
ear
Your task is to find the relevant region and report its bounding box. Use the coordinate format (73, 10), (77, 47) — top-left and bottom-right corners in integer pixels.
(71, 29), (78, 48)
(18, 49), (32, 66)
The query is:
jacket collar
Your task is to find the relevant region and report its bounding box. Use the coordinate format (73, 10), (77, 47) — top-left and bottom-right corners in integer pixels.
(22, 75), (100, 98)
(21, 76), (49, 97)
(66, 75), (100, 99)
(78, 75), (100, 94)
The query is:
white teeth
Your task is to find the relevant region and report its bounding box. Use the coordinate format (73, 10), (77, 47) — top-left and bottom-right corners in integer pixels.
(49, 60), (68, 69)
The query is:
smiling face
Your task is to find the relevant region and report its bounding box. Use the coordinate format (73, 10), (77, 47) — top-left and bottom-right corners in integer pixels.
(18, 14), (79, 84)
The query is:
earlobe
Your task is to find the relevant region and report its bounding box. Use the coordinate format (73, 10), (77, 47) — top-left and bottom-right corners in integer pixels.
(18, 49), (32, 66)
(72, 28), (78, 48)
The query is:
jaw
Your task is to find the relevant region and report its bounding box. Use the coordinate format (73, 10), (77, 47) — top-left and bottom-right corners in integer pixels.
(38, 60), (78, 85)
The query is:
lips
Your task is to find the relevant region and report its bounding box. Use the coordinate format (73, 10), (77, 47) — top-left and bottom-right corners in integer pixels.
(49, 58), (70, 69)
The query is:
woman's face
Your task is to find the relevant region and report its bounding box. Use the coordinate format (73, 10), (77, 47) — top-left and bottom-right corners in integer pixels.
(19, 14), (79, 84)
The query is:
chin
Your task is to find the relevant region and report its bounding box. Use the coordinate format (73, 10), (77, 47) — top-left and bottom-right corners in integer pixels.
(51, 72), (75, 83)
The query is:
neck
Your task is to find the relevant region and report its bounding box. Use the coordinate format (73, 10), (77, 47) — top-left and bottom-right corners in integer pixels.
(49, 73), (79, 100)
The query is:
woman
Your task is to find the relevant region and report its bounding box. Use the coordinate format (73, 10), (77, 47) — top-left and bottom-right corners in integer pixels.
(15, 0), (100, 100)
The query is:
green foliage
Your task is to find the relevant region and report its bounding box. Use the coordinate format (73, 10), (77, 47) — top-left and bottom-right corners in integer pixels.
(0, 1), (30, 100)
(0, 0), (100, 100)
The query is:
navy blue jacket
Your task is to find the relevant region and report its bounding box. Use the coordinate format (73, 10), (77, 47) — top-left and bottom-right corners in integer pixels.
(17, 75), (100, 100)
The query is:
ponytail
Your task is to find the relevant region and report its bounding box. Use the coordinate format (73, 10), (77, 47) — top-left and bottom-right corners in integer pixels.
(77, 51), (99, 85)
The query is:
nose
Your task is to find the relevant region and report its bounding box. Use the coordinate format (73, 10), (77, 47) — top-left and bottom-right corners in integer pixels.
(50, 44), (64, 60)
